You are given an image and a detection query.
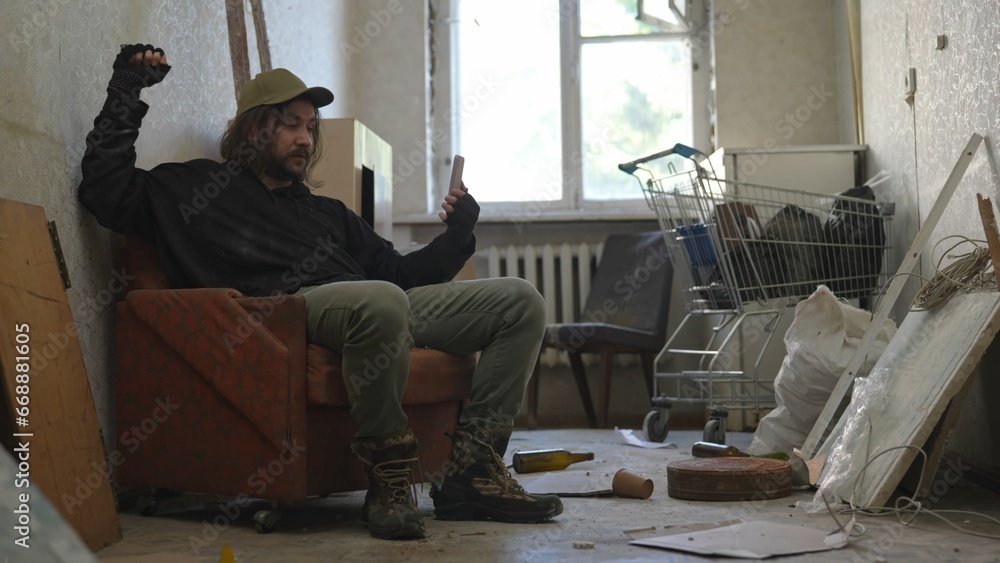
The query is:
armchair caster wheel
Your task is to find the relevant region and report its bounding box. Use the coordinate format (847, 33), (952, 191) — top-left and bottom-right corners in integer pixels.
(253, 509), (281, 533)
(136, 496), (157, 517)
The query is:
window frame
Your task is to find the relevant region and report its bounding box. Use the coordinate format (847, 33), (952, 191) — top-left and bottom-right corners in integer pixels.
(431, 0), (711, 217)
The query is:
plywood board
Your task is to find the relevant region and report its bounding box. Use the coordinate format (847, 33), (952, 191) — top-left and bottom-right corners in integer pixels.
(0, 198), (122, 550)
(0, 449), (95, 561)
(898, 372), (975, 498)
(818, 291), (1000, 508)
(800, 133), (983, 459)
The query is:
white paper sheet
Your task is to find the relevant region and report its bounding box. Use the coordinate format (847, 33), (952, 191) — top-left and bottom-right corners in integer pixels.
(630, 520), (850, 559)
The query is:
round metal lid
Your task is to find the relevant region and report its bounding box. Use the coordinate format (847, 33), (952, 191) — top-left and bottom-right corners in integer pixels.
(667, 457), (792, 502)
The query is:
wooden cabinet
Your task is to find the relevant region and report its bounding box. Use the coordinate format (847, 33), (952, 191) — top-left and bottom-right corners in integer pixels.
(311, 119), (394, 242)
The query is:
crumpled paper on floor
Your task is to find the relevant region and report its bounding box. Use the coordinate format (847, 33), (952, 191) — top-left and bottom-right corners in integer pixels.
(616, 428), (676, 449)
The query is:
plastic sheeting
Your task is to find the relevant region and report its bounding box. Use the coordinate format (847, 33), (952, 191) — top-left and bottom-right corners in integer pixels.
(810, 367), (894, 509)
(746, 286), (897, 456)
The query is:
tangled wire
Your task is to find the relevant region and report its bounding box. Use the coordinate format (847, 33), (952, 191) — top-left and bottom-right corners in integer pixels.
(912, 236), (998, 310)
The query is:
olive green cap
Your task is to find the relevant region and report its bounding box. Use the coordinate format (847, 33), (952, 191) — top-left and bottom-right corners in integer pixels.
(235, 68), (334, 116)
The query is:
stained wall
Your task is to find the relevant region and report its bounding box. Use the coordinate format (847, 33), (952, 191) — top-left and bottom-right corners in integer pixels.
(713, 0), (844, 148)
(861, 0), (1000, 471)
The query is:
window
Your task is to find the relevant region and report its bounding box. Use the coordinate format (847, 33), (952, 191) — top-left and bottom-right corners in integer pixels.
(435, 0), (708, 215)
(455, 2), (562, 204)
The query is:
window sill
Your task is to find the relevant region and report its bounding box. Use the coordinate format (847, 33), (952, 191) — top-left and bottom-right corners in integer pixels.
(394, 210), (657, 225)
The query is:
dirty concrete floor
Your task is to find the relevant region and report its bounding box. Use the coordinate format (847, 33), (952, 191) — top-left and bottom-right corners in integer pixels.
(96, 429), (1000, 562)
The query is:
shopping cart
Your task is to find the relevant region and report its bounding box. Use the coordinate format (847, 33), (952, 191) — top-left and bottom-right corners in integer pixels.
(619, 144), (895, 443)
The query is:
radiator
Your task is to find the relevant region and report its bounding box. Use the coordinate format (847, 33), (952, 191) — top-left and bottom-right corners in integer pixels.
(483, 242), (604, 367)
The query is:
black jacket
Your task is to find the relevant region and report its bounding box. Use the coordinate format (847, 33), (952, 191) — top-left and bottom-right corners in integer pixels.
(78, 91), (474, 296)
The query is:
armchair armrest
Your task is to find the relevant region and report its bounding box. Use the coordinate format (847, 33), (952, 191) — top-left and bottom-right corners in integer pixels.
(115, 288), (310, 502)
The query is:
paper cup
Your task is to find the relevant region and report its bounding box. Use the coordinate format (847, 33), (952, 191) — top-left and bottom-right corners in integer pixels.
(612, 468), (654, 499)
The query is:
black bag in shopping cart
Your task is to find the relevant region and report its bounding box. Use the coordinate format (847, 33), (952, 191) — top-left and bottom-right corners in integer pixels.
(710, 205), (824, 306)
(762, 205), (825, 297)
(713, 236), (787, 305)
(821, 185), (886, 298)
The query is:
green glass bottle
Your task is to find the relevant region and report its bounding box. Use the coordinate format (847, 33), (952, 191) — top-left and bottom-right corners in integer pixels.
(692, 441), (789, 461)
(692, 441), (748, 457)
(511, 449), (595, 473)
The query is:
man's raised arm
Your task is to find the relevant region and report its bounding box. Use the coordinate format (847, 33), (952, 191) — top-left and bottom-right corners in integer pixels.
(77, 44), (171, 238)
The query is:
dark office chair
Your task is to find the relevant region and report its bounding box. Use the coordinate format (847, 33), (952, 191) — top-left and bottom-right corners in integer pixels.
(527, 232), (674, 429)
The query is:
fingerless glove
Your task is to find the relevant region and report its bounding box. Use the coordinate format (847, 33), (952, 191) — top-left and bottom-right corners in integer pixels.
(444, 191), (480, 246)
(108, 43), (171, 99)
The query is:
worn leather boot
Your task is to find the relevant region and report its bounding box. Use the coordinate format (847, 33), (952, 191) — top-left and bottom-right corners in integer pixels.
(350, 428), (425, 539)
(431, 427), (563, 523)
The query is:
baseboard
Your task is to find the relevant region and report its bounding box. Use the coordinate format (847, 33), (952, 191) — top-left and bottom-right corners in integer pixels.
(515, 411), (707, 431)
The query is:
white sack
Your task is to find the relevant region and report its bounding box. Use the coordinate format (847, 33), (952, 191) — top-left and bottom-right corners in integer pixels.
(746, 285), (897, 456)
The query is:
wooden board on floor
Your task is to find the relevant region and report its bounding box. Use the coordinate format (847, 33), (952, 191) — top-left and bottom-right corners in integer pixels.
(0, 198), (122, 551)
(818, 291), (1000, 508)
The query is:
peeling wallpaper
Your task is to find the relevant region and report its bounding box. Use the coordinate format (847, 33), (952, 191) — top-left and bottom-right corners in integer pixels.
(0, 0), (349, 452)
(861, 0), (1000, 468)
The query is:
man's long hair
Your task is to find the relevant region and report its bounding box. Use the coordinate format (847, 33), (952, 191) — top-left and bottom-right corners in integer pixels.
(219, 101), (324, 187)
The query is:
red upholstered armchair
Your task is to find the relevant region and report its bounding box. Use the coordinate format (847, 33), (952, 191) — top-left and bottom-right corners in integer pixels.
(114, 238), (475, 531)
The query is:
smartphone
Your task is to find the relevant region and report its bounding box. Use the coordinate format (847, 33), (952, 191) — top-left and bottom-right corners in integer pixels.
(450, 155), (465, 192)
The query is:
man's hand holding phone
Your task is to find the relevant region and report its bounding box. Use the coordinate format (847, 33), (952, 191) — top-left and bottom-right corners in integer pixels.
(440, 155), (479, 245)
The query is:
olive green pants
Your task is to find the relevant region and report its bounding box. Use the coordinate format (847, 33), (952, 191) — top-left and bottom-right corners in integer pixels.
(296, 277), (545, 439)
